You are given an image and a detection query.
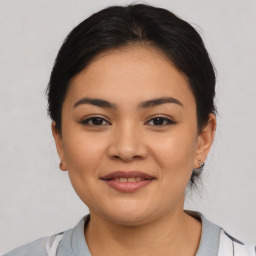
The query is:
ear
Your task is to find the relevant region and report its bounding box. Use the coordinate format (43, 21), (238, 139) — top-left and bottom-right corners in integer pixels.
(194, 113), (217, 168)
(51, 122), (67, 171)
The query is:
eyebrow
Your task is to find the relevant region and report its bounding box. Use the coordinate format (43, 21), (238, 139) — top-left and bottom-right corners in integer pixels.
(73, 96), (183, 110)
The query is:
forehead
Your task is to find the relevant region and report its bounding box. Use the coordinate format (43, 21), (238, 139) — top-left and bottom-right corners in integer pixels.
(65, 46), (196, 110)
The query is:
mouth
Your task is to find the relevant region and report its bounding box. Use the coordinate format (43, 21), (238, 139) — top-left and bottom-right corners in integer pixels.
(100, 171), (155, 192)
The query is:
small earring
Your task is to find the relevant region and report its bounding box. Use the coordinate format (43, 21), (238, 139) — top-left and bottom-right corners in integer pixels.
(198, 160), (205, 169)
(59, 161), (64, 170)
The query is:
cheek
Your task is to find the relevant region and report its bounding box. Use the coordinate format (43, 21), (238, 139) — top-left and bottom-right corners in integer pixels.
(62, 131), (108, 207)
(62, 129), (106, 176)
(151, 128), (198, 181)
(152, 133), (197, 204)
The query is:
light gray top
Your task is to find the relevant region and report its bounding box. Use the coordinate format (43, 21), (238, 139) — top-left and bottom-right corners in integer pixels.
(4, 211), (252, 256)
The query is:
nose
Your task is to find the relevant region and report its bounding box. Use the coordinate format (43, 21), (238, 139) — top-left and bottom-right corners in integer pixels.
(107, 123), (147, 162)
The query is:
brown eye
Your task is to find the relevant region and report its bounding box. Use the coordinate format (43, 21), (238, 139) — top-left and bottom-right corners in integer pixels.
(147, 117), (176, 126)
(80, 117), (110, 126)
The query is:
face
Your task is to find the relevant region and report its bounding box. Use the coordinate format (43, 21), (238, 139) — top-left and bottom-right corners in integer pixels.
(53, 46), (215, 226)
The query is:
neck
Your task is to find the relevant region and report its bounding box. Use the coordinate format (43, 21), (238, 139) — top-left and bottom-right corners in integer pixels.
(84, 208), (201, 256)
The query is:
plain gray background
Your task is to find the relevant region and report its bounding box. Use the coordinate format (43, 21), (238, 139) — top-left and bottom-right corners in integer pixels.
(0, 0), (255, 254)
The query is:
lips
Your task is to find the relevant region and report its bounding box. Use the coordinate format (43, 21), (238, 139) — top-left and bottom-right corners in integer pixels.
(101, 171), (155, 192)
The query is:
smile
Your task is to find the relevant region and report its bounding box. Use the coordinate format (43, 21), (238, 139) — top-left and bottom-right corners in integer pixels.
(113, 177), (144, 182)
(101, 171), (155, 192)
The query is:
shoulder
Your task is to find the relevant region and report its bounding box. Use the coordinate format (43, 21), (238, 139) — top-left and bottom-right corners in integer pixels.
(2, 215), (88, 256)
(3, 236), (49, 256)
(219, 229), (256, 256)
(185, 210), (256, 256)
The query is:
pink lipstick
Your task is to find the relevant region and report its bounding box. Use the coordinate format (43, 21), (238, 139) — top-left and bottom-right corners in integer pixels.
(101, 171), (155, 192)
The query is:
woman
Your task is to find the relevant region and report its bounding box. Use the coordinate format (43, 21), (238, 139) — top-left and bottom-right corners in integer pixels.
(4, 3), (255, 256)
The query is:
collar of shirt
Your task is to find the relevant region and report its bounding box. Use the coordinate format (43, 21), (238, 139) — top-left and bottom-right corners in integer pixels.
(57, 210), (221, 256)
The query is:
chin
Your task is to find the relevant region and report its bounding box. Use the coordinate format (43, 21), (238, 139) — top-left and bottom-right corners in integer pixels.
(99, 200), (156, 226)
(108, 213), (151, 226)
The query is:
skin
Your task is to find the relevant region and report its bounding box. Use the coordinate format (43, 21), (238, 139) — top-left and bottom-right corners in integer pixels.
(52, 45), (216, 256)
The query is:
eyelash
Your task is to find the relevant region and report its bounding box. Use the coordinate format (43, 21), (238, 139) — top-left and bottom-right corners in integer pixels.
(80, 116), (176, 127)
